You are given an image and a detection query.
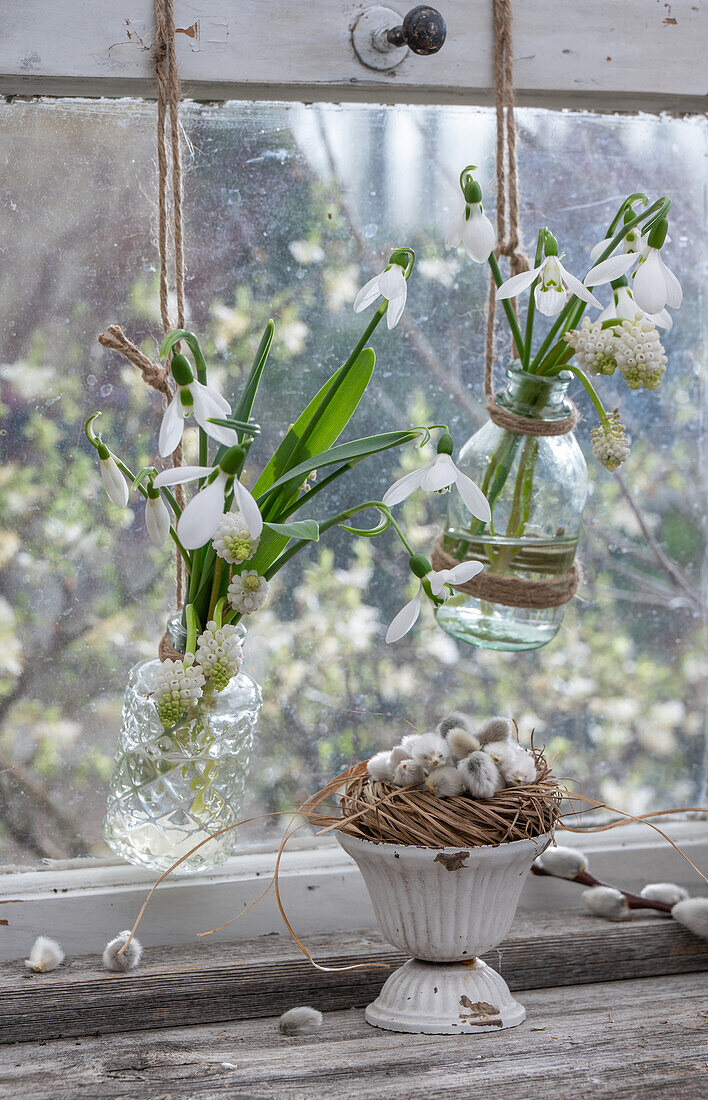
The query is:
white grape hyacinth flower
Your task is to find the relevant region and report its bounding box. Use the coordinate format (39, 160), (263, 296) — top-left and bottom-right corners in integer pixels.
(227, 569), (270, 615)
(100, 454), (129, 508)
(196, 621), (244, 691)
(145, 492), (171, 547)
(353, 263), (407, 330)
(385, 558), (484, 644)
(159, 353), (237, 458)
(444, 202), (496, 263)
(154, 653), (206, 728)
(383, 446), (490, 523)
(590, 411), (631, 472)
(212, 510), (260, 564)
(497, 255), (602, 317)
(153, 449), (262, 551)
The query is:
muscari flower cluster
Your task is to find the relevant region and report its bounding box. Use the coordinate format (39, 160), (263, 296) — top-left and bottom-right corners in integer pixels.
(564, 315), (667, 391)
(154, 653), (206, 728)
(590, 410), (631, 472)
(366, 712), (537, 800)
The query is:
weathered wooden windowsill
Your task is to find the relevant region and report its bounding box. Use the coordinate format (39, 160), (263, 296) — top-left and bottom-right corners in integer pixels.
(1, 909), (706, 1046)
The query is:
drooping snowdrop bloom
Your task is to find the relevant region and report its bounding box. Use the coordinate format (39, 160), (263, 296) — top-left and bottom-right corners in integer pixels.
(227, 570), (270, 615)
(385, 554), (484, 644)
(144, 490), (171, 547)
(195, 621), (244, 691)
(640, 883), (688, 907)
(445, 175), (496, 262)
(100, 453), (129, 508)
(383, 433), (490, 522)
(630, 217), (682, 316)
(153, 445), (262, 551)
(212, 510), (260, 564)
(590, 410), (631, 471)
(154, 653), (206, 728)
(159, 352), (238, 458)
(534, 845), (589, 880)
(582, 886), (631, 921)
(103, 931), (143, 972)
(353, 258), (408, 330)
(497, 249), (602, 317)
(600, 284), (672, 332)
(25, 936), (65, 973)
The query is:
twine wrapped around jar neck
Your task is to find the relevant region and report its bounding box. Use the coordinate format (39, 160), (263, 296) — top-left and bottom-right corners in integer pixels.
(431, 537), (581, 609)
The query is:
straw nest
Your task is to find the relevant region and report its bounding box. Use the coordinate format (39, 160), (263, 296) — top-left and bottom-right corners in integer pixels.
(314, 746), (561, 849)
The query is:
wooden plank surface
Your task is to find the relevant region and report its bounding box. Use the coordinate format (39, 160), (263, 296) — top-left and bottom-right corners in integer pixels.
(0, 972), (706, 1099)
(0, 0), (705, 112)
(1, 910), (707, 1044)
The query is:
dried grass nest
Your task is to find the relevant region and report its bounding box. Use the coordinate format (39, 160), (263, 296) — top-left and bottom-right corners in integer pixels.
(319, 745), (561, 850)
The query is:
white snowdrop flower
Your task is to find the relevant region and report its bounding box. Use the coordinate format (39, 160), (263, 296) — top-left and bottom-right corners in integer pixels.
(671, 898), (708, 940)
(353, 262), (408, 330)
(582, 886), (631, 921)
(445, 201), (496, 263)
(227, 570), (270, 616)
(154, 447), (262, 550)
(278, 1006), (323, 1036)
(393, 759), (426, 787)
(25, 936), (65, 973)
(497, 254), (602, 318)
(640, 883), (689, 907)
(591, 410), (631, 472)
(103, 931), (143, 972)
(389, 745), (411, 767)
(385, 556), (485, 645)
(410, 732), (450, 773)
(383, 437), (490, 523)
(632, 246), (682, 317)
(426, 765), (466, 798)
(457, 751), (503, 800)
(159, 352), (237, 458)
(436, 712), (474, 737)
(534, 845), (589, 880)
(145, 492), (171, 547)
(196, 621), (244, 692)
(583, 250), (639, 290)
(367, 750), (394, 783)
(100, 454), (129, 508)
(154, 652), (206, 728)
(212, 511), (260, 564)
(477, 716), (515, 747)
(446, 727), (481, 762)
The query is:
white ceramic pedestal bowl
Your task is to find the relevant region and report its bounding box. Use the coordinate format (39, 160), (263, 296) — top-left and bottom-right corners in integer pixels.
(337, 830), (551, 1035)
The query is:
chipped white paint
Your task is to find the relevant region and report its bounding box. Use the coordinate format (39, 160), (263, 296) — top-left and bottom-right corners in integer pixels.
(0, 1), (705, 111)
(337, 832), (550, 1032)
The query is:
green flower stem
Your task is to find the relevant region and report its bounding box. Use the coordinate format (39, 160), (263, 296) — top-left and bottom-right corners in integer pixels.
(185, 603), (199, 653)
(522, 230), (546, 368)
(488, 253), (526, 359)
(207, 557), (224, 622)
(263, 500), (399, 581)
(112, 456), (191, 569)
(505, 436), (538, 538)
(548, 362), (608, 423)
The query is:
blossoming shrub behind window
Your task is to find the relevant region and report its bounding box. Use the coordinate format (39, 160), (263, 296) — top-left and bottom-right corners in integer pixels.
(0, 99), (705, 863)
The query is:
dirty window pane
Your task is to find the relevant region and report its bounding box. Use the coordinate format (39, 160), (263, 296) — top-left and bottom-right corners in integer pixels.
(0, 99), (705, 863)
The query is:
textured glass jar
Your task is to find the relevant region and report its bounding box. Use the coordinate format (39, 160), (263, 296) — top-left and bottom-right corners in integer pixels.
(103, 615), (262, 873)
(436, 365), (588, 651)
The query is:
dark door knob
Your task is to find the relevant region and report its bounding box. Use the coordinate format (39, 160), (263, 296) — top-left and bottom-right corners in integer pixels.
(387, 6), (447, 55)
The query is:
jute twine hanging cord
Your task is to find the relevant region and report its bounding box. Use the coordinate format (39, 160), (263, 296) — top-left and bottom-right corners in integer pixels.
(430, 0), (582, 607)
(99, 0), (188, 642)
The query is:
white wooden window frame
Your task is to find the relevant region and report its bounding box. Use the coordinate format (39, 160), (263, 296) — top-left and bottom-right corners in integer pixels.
(0, 0), (706, 956)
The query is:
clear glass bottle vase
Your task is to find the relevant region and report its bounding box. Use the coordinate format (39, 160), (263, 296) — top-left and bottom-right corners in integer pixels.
(103, 614), (262, 873)
(436, 364), (588, 652)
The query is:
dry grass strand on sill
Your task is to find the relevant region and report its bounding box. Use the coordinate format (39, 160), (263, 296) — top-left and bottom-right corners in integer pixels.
(308, 748), (560, 849)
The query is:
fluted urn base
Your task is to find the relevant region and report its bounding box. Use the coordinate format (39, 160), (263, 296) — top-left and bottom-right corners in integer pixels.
(366, 957), (525, 1035)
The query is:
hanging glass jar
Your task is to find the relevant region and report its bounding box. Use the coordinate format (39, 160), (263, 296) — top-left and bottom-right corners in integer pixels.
(434, 364), (588, 652)
(103, 614), (261, 873)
